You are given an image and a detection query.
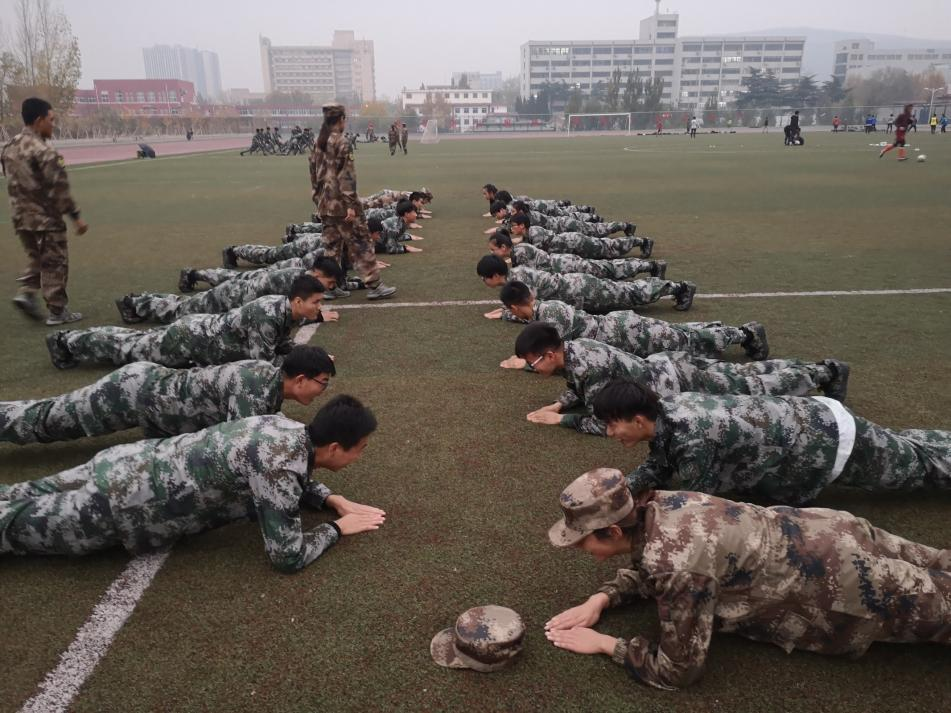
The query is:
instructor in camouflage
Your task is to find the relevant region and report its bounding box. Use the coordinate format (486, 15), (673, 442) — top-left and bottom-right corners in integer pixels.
(545, 468), (951, 690)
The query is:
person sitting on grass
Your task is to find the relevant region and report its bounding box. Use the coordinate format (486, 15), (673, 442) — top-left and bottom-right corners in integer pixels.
(511, 322), (848, 436)
(543, 468), (951, 690)
(0, 396), (386, 573)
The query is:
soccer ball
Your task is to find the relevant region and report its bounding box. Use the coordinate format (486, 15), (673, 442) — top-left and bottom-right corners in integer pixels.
(917, 154), (927, 162)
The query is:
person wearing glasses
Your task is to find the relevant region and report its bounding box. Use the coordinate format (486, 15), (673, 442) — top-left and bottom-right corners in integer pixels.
(1, 346), (335, 445)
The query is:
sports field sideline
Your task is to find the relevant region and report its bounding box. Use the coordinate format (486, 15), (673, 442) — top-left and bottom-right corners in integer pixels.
(1, 131), (950, 712)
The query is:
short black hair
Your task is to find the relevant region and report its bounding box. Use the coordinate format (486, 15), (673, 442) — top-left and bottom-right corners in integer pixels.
(489, 231), (513, 249)
(307, 395), (377, 449)
(289, 273), (326, 301)
(515, 322), (563, 358)
(476, 254), (509, 279)
(512, 201), (530, 214)
(395, 199), (415, 217)
(281, 345), (336, 378)
(510, 214), (531, 229)
(311, 257), (344, 284)
(22, 97), (52, 126)
(490, 200), (508, 216)
(591, 379), (661, 423)
(367, 217), (383, 234)
(408, 191), (426, 202)
(482, 183), (497, 194)
(500, 280), (532, 307)
(495, 190), (513, 205)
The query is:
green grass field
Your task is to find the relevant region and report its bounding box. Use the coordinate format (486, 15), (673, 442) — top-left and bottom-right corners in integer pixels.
(1, 131), (950, 712)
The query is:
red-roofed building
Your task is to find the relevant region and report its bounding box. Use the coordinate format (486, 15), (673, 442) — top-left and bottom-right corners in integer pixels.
(72, 79), (197, 116)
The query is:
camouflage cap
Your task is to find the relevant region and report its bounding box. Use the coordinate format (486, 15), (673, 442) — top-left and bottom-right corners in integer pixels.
(430, 605), (525, 672)
(549, 468), (635, 547)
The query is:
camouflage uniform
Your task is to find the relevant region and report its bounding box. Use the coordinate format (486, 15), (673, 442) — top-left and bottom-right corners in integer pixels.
(507, 266), (679, 314)
(362, 189), (410, 209)
(364, 207), (396, 223)
(1, 126), (80, 314)
(0, 415), (342, 572)
(376, 215), (411, 254)
(128, 268), (306, 323)
(516, 299), (749, 358)
(233, 233), (325, 266)
(190, 255), (317, 289)
(311, 131), (380, 285)
(400, 126), (409, 154)
(512, 196), (593, 215)
(1, 360), (283, 444)
(54, 294), (295, 368)
(556, 339), (832, 436)
(627, 392), (951, 504)
(529, 211), (626, 237)
(526, 227), (646, 259)
(598, 488), (951, 689)
(285, 221), (324, 237)
(512, 243), (653, 280)
(388, 124), (399, 155)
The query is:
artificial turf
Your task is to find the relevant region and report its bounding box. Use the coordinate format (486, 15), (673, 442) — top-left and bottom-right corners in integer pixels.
(1, 131), (950, 712)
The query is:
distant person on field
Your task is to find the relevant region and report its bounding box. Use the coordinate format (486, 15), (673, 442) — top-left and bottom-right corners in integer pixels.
(688, 116), (698, 138)
(886, 113), (894, 133)
(400, 123), (409, 154)
(832, 115), (840, 132)
(654, 117), (663, 135)
(762, 115), (769, 133)
(940, 113), (948, 133)
(909, 114), (918, 132)
(1, 97), (88, 326)
(880, 104), (913, 161)
(930, 113), (938, 133)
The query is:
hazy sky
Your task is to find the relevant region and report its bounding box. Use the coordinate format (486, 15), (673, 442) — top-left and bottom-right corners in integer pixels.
(1, 0), (949, 98)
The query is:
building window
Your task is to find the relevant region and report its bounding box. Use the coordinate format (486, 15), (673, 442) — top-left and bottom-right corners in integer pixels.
(656, 46), (674, 54)
(682, 43), (701, 52)
(572, 47), (591, 54)
(634, 46), (652, 54)
(574, 60), (590, 66)
(146, 92), (155, 102)
(765, 43), (784, 50)
(593, 46), (612, 54)
(764, 56), (782, 62)
(744, 56), (762, 63)
(657, 32), (676, 39)
(655, 59), (673, 65)
(593, 60), (612, 66)
(613, 46), (632, 54)
(114, 91), (124, 102)
(136, 92), (145, 102)
(744, 43), (763, 50)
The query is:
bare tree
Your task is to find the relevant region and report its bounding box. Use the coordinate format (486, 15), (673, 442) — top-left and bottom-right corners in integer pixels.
(11, 0), (81, 112)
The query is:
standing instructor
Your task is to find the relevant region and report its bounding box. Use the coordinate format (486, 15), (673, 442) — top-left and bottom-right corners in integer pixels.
(310, 103), (396, 300)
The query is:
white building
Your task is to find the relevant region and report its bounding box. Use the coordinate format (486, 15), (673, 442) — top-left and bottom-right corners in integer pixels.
(450, 71), (504, 90)
(401, 86), (493, 129)
(143, 45), (223, 101)
(259, 31), (375, 103)
(833, 39), (951, 82)
(520, 7), (804, 109)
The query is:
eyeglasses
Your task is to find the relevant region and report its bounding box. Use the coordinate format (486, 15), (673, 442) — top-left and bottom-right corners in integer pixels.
(529, 354), (546, 369)
(313, 378), (331, 389)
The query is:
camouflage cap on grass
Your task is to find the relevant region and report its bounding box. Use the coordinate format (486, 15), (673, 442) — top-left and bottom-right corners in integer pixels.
(430, 605), (525, 672)
(549, 468), (636, 547)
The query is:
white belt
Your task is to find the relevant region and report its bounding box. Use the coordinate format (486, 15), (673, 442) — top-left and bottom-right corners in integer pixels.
(812, 396), (856, 482)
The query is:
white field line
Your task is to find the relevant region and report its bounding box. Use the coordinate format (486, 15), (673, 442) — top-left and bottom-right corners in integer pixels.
(330, 287), (951, 311)
(293, 323), (320, 344)
(19, 551), (170, 713)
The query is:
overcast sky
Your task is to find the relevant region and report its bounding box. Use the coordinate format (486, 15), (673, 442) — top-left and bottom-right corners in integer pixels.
(1, 0), (948, 98)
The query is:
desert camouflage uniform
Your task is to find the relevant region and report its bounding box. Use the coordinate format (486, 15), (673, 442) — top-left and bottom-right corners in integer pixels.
(508, 266), (678, 314)
(56, 294), (295, 368)
(311, 131), (380, 285)
(598, 489), (951, 690)
(0, 415), (341, 572)
(128, 268), (306, 323)
(512, 242), (653, 280)
(1, 360), (283, 444)
(526, 227), (646, 259)
(627, 392), (951, 504)
(388, 124), (399, 155)
(516, 299), (748, 358)
(233, 233), (326, 266)
(1, 126), (80, 314)
(400, 126), (409, 153)
(376, 215), (411, 254)
(556, 339), (832, 436)
(529, 211), (626, 237)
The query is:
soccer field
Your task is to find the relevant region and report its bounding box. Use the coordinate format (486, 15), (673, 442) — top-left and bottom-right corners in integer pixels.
(1, 131), (950, 712)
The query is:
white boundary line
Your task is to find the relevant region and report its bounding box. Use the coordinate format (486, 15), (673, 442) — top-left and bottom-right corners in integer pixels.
(331, 287), (951, 310)
(19, 551), (169, 713)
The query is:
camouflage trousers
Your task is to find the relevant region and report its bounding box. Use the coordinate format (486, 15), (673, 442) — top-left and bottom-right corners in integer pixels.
(838, 416), (951, 491)
(0, 362), (160, 444)
(17, 230), (69, 313)
(60, 326), (190, 368)
(233, 233), (323, 266)
(544, 235), (646, 259)
(649, 353), (830, 398)
(129, 286), (248, 324)
(596, 317), (747, 358)
(582, 277), (678, 312)
(320, 213), (380, 286)
(192, 267), (244, 288)
(0, 465), (120, 556)
(551, 255), (654, 280)
(287, 222), (323, 236)
(552, 218), (627, 236)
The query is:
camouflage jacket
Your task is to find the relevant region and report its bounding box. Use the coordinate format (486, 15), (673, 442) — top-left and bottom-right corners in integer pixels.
(90, 415), (339, 571)
(512, 243), (592, 274)
(365, 207), (396, 222)
(312, 131), (360, 217)
(163, 294), (295, 365)
(209, 267), (306, 311)
(377, 215), (409, 254)
(362, 189), (408, 209)
(1, 127), (79, 232)
(509, 265), (605, 310)
(598, 489), (951, 689)
(628, 393), (848, 504)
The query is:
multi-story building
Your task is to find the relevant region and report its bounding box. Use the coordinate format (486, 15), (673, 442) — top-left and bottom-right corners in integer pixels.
(833, 39), (951, 82)
(72, 79), (197, 116)
(401, 86), (493, 130)
(143, 45), (222, 101)
(450, 71), (504, 90)
(520, 7), (805, 109)
(259, 31), (375, 103)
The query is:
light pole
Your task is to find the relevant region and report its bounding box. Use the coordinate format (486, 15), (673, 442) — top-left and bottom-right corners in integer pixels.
(924, 86), (946, 123)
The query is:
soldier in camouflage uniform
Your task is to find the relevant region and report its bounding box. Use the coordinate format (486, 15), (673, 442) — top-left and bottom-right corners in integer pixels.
(45, 276), (324, 370)
(224, 231), (326, 268)
(489, 231), (661, 281)
(0, 397), (387, 573)
(311, 103), (396, 299)
(481, 184), (594, 216)
(118, 257), (341, 324)
(388, 122), (400, 156)
(1, 346), (334, 444)
(508, 215), (653, 259)
(592, 379), (951, 504)
(362, 188), (433, 212)
(180, 250), (326, 291)
(478, 255), (696, 314)
(545, 468), (951, 689)
(501, 201), (631, 238)
(497, 283), (769, 365)
(1, 98), (88, 325)
(368, 217), (423, 256)
(513, 323), (847, 436)
(400, 123), (409, 154)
